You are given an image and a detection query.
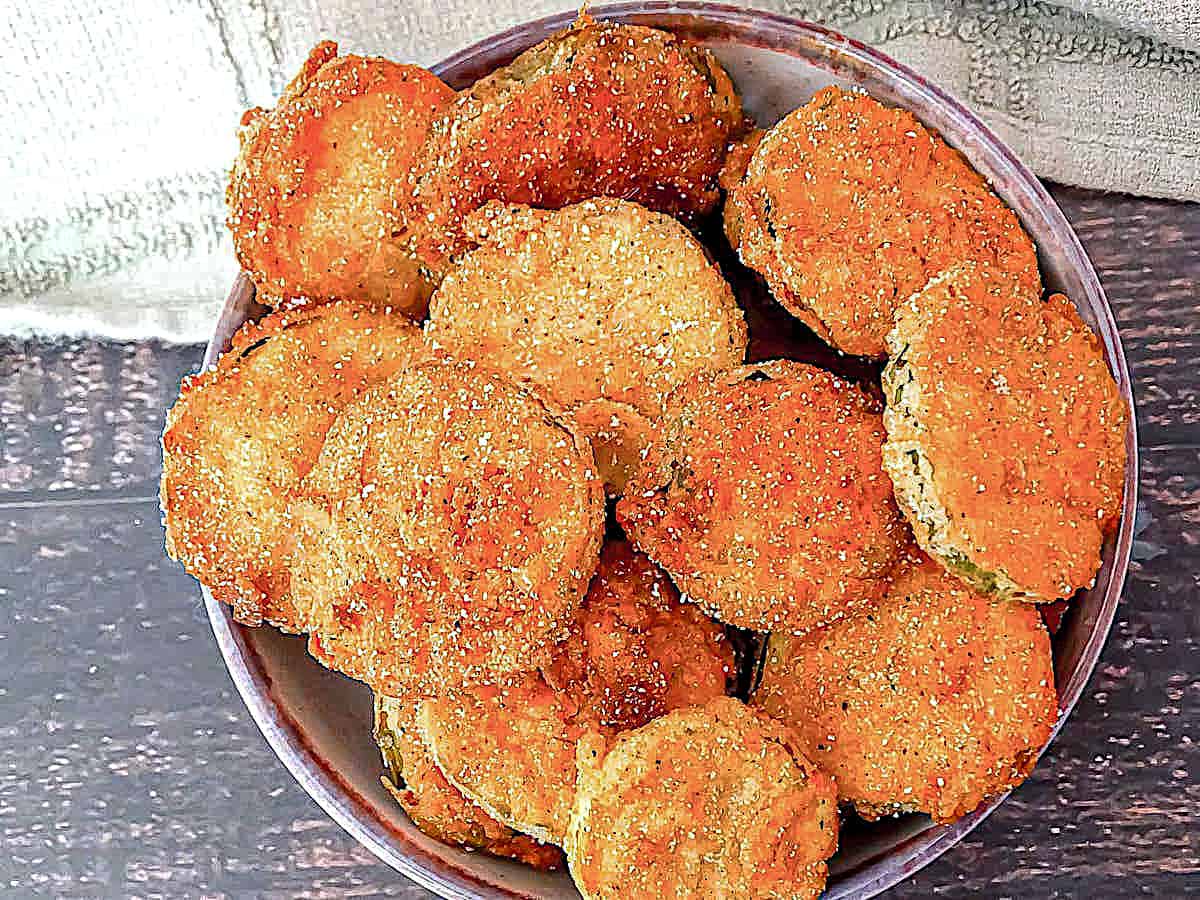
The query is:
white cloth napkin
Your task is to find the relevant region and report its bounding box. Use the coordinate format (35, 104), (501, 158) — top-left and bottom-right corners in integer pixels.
(3, 0), (1197, 343)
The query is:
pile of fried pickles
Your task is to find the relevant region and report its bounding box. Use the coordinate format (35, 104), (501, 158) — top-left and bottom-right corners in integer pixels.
(161, 14), (1127, 899)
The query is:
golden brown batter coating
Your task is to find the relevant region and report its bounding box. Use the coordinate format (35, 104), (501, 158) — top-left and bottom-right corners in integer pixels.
(288, 356), (604, 694)
(373, 694), (564, 869)
(404, 15), (743, 271)
(161, 301), (425, 630)
(753, 552), (1059, 823)
(418, 541), (733, 844)
(228, 42), (453, 316)
(419, 672), (578, 846)
(617, 360), (910, 634)
(565, 697), (838, 900)
(882, 263), (1128, 602)
(425, 200), (748, 494)
(725, 86), (1040, 358)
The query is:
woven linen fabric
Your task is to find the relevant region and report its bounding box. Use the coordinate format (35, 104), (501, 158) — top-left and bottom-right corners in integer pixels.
(2, 0), (1198, 343)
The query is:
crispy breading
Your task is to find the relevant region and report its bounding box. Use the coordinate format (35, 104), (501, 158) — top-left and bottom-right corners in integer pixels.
(418, 541), (733, 844)
(753, 551), (1059, 823)
(160, 301), (425, 629)
(725, 86), (1040, 358)
(228, 41), (453, 316)
(404, 15), (743, 271)
(425, 200), (748, 494)
(420, 670), (579, 845)
(882, 263), (1128, 602)
(716, 127), (763, 195)
(547, 542), (733, 728)
(565, 697), (838, 900)
(373, 693), (564, 869)
(617, 360), (910, 634)
(287, 355), (604, 694)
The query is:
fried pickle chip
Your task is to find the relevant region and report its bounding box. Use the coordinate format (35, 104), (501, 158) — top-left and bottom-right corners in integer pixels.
(425, 200), (748, 494)
(725, 86), (1040, 357)
(288, 356), (604, 694)
(418, 541), (733, 844)
(228, 41), (454, 316)
(419, 669), (578, 846)
(373, 694), (563, 868)
(565, 697), (838, 900)
(753, 551), (1059, 823)
(617, 360), (910, 634)
(882, 263), (1128, 602)
(404, 15), (743, 270)
(161, 301), (425, 629)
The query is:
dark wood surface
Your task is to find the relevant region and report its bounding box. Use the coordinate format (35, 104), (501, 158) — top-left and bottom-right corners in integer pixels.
(1, 185), (1197, 897)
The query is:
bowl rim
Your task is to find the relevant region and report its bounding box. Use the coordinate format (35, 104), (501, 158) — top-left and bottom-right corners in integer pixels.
(200, 3), (1139, 898)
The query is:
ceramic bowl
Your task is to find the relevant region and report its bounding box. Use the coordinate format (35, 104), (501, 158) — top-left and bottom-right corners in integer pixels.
(200, 3), (1138, 897)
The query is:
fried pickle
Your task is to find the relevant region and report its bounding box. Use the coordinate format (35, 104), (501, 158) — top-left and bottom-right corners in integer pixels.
(228, 41), (453, 315)
(404, 15), (743, 271)
(161, 301), (425, 629)
(418, 541), (733, 844)
(617, 360), (910, 634)
(373, 693), (564, 868)
(882, 263), (1128, 602)
(565, 697), (838, 900)
(753, 551), (1059, 823)
(725, 86), (1040, 358)
(425, 200), (748, 494)
(288, 356), (604, 694)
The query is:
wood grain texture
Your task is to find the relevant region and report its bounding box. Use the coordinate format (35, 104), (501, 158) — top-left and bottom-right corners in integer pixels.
(0, 184), (1196, 897)
(0, 341), (196, 498)
(0, 504), (417, 898)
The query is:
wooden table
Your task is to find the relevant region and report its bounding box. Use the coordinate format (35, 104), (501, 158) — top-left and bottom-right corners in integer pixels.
(1, 186), (1196, 897)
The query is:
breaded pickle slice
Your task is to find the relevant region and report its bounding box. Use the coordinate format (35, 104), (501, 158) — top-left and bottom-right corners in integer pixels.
(405, 15), (743, 269)
(228, 41), (453, 315)
(373, 694), (563, 868)
(289, 356), (604, 694)
(617, 361), (910, 633)
(426, 200), (748, 494)
(725, 86), (1040, 357)
(754, 551), (1058, 823)
(161, 301), (424, 629)
(882, 263), (1128, 602)
(565, 697), (838, 900)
